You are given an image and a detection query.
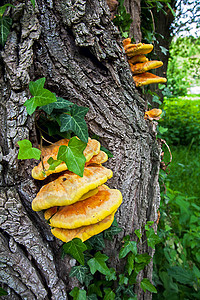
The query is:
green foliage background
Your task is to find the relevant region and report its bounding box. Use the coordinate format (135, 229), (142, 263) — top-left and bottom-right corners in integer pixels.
(167, 37), (200, 96)
(154, 93), (200, 299)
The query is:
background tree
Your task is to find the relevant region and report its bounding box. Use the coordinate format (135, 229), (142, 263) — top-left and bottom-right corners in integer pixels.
(0, 0), (161, 299)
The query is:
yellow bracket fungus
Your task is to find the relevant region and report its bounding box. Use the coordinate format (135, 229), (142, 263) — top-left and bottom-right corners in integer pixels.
(133, 72), (167, 87)
(124, 43), (154, 57)
(48, 186), (122, 229)
(32, 138), (100, 180)
(130, 61), (163, 75)
(32, 165), (113, 211)
(128, 55), (149, 64)
(51, 212), (115, 243)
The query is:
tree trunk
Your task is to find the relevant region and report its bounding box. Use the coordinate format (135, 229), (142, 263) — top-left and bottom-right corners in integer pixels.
(0, 0), (160, 299)
(124, 0), (142, 42)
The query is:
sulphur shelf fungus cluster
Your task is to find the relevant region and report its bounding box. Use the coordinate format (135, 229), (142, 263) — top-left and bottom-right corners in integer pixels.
(31, 138), (122, 243)
(123, 38), (167, 87)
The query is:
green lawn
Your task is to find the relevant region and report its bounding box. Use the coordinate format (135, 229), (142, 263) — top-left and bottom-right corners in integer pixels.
(163, 145), (200, 198)
(159, 94), (200, 198)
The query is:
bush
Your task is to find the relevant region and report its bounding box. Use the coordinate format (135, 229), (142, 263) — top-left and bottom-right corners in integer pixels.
(153, 185), (200, 299)
(159, 96), (200, 146)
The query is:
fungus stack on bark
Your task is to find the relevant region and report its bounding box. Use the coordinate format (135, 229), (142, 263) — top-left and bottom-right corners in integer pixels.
(32, 138), (122, 243)
(123, 38), (167, 87)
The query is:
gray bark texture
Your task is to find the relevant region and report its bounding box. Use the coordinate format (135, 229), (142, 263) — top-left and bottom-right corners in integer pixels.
(0, 0), (161, 299)
(124, 0), (142, 42)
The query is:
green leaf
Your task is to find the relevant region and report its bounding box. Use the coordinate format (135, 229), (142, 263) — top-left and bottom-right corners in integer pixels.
(119, 274), (128, 285)
(88, 282), (103, 297)
(135, 253), (151, 265)
(17, 139), (41, 160)
(29, 77), (45, 93)
(104, 223), (122, 240)
(62, 238), (87, 265)
(85, 233), (105, 251)
(168, 266), (195, 285)
(88, 295), (98, 300)
(100, 146), (113, 158)
(140, 278), (157, 293)
(0, 4), (15, 17)
(69, 265), (89, 284)
(160, 45), (168, 55)
(124, 285), (137, 298)
(30, 0), (35, 8)
(119, 240), (137, 259)
(0, 16), (12, 46)
(103, 288), (115, 300)
(57, 136), (86, 177)
(105, 267), (117, 281)
(126, 253), (135, 275)
(146, 228), (161, 249)
(47, 157), (62, 170)
(41, 96), (73, 115)
(166, 2), (176, 17)
(134, 229), (142, 240)
(84, 273), (94, 288)
(24, 78), (57, 115)
(69, 287), (87, 300)
(0, 287), (8, 296)
(60, 104), (89, 143)
(87, 251), (110, 276)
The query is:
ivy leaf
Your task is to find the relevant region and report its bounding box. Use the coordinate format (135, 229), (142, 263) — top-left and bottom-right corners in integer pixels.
(41, 96), (73, 115)
(85, 233), (105, 251)
(0, 287), (8, 296)
(100, 146), (113, 158)
(47, 157), (62, 170)
(159, 45), (168, 55)
(135, 253), (151, 265)
(119, 240), (137, 259)
(0, 4), (15, 17)
(105, 268), (117, 281)
(146, 227), (161, 249)
(103, 288), (115, 300)
(126, 253), (135, 275)
(69, 265), (89, 284)
(88, 283), (103, 298)
(88, 294), (98, 300)
(140, 278), (157, 293)
(24, 78), (57, 115)
(0, 16), (12, 46)
(87, 251), (110, 276)
(84, 273), (94, 288)
(60, 104), (89, 143)
(124, 285), (137, 298)
(119, 274), (128, 285)
(62, 238), (87, 265)
(69, 287), (87, 300)
(17, 139), (41, 160)
(57, 136), (86, 177)
(104, 222), (122, 240)
(134, 229), (142, 240)
(30, 0), (35, 8)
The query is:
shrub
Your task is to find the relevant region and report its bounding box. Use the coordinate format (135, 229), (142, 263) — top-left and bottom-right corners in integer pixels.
(153, 186), (200, 299)
(159, 96), (200, 146)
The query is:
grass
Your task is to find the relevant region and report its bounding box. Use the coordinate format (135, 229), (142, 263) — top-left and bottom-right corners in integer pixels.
(163, 144), (200, 198)
(159, 93), (200, 198)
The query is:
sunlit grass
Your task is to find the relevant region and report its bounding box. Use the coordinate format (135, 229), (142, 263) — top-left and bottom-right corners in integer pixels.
(163, 144), (200, 198)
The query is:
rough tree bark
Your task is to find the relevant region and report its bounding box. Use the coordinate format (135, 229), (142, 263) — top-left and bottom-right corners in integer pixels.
(0, 0), (161, 299)
(124, 0), (142, 42)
